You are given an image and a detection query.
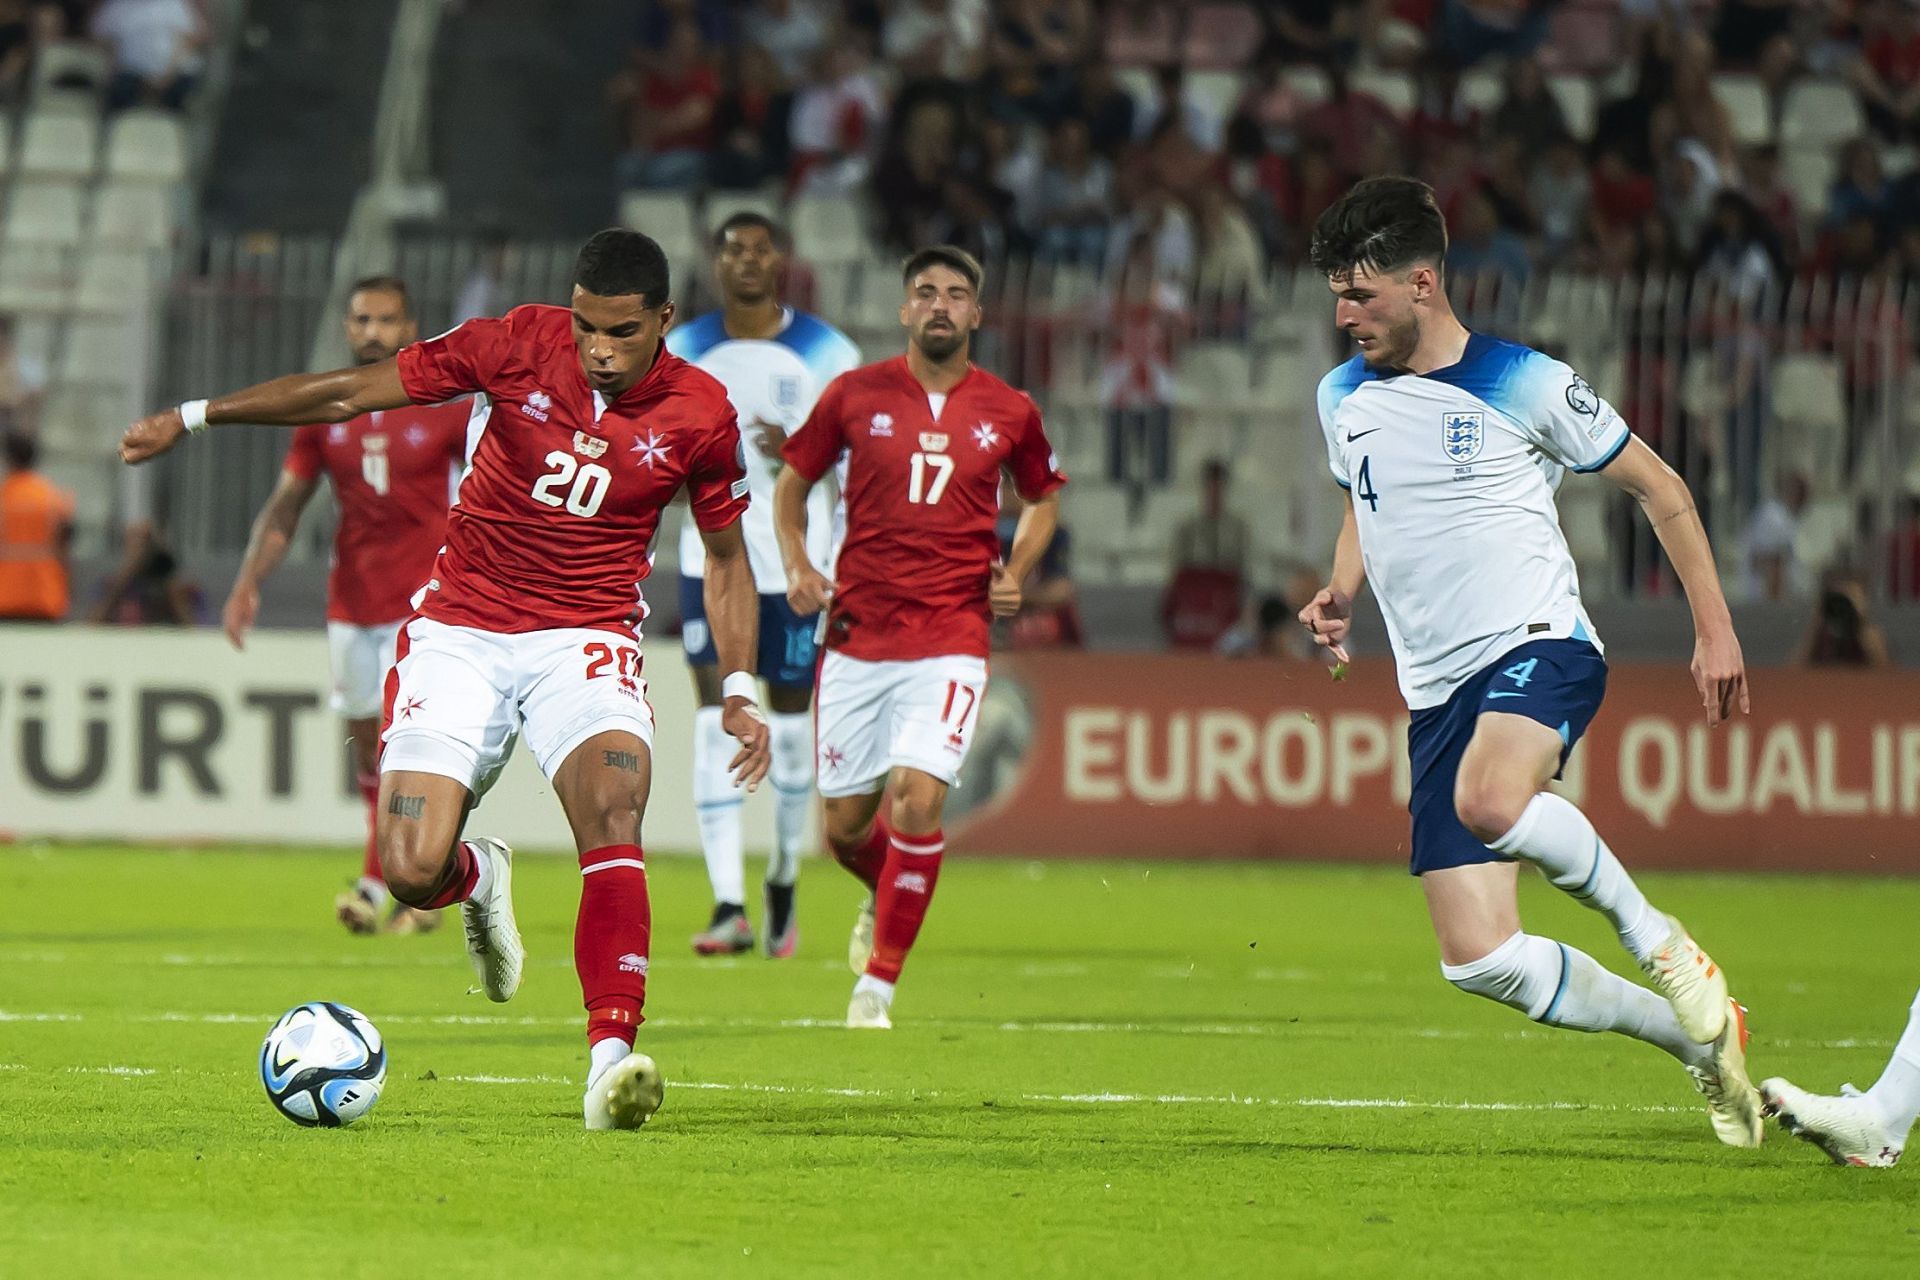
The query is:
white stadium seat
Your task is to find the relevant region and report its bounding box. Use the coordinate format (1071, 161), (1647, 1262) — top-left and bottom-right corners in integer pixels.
(0, 244), (74, 313)
(1780, 80), (1865, 148)
(18, 110), (98, 179)
(789, 193), (868, 266)
(1710, 74), (1771, 146)
(1457, 69), (1505, 115)
(1781, 146), (1833, 221)
(1547, 75), (1595, 138)
(618, 191), (700, 263)
(60, 319), (140, 386)
(104, 110), (188, 183)
(75, 247), (153, 314)
(1353, 69), (1415, 118)
(91, 182), (172, 248)
(4, 181), (86, 247)
(704, 190), (780, 233)
(30, 40), (111, 102)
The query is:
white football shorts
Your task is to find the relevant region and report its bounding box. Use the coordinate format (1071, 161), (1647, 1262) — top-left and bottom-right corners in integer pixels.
(326, 619), (404, 719)
(380, 616), (655, 797)
(813, 651), (987, 797)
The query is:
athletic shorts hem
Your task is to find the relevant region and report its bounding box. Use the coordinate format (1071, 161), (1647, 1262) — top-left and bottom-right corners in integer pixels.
(536, 712), (656, 781)
(381, 729), (481, 791)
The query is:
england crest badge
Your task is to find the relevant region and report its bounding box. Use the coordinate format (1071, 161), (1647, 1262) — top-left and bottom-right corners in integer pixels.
(1441, 411), (1484, 463)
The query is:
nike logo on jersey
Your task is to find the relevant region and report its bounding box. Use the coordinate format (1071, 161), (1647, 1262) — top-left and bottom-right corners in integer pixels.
(1486, 691), (1527, 699)
(1345, 428), (1382, 443)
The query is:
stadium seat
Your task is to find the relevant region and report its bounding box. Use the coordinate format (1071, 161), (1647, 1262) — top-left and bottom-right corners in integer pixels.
(1542, 1), (1619, 75)
(1458, 70), (1505, 116)
(851, 263), (903, 330)
(104, 110), (188, 184)
(789, 193), (868, 266)
(75, 247), (153, 314)
(1183, 3), (1262, 70)
(1353, 69), (1415, 118)
(1770, 354), (1847, 484)
(0, 245), (74, 313)
(1546, 75), (1595, 138)
(1105, 4), (1178, 65)
(1780, 80), (1865, 148)
(704, 190), (780, 233)
(4, 181), (86, 247)
(1709, 74), (1771, 146)
(90, 182), (172, 248)
(1781, 146), (1833, 219)
(18, 111), (98, 180)
(1188, 71), (1242, 126)
(59, 318), (139, 386)
(618, 191), (701, 263)
(1062, 481), (1132, 579)
(1174, 344), (1255, 413)
(29, 40), (110, 102)
(1282, 66), (1331, 106)
(1794, 497), (1854, 573)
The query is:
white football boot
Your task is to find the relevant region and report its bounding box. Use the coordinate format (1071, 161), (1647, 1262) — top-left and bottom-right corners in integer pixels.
(584, 1051), (665, 1131)
(1684, 999), (1763, 1147)
(846, 989), (892, 1030)
(460, 837), (524, 1002)
(1639, 915), (1730, 1044)
(1761, 1079), (1905, 1168)
(847, 895), (876, 976)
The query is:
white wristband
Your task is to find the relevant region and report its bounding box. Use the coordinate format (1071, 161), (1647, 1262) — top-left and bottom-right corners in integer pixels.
(721, 671), (757, 703)
(178, 400), (210, 433)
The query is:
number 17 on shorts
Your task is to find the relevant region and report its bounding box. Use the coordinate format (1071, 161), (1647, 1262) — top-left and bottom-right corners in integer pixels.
(814, 652), (987, 797)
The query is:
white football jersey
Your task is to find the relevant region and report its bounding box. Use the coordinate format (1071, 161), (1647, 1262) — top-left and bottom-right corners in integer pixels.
(1316, 333), (1631, 710)
(667, 307), (861, 592)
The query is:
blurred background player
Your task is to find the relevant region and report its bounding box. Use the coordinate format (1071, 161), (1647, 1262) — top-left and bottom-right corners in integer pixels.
(220, 277), (470, 936)
(1298, 178), (1761, 1146)
(0, 429), (73, 623)
(775, 246), (1065, 1029)
(123, 230), (770, 1131)
(1762, 988), (1920, 1168)
(667, 212), (860, 959)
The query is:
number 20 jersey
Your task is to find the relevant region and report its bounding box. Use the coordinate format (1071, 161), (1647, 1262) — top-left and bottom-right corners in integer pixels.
(782, 355), (1066, 662)
(396, 304), (747, 635)
(1316, 333), (1631, 711)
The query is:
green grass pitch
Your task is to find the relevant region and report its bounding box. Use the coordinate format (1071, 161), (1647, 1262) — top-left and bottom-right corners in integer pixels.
(2, 845), (1916, 1278)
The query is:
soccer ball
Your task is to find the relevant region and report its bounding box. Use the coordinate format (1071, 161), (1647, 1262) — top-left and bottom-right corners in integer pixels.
(259, 1001), (387, 1127)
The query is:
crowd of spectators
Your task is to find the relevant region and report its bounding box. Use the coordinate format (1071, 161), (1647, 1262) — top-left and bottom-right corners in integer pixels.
(0, 0), (207, 109)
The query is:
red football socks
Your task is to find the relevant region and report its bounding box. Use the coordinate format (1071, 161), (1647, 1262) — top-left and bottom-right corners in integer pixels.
(829, 817), (890, 891)
(865, 829), (944, 983)
(576, 843), (650, 1048)
(358, 771), (382, 884)
(416, 839), (481, 909)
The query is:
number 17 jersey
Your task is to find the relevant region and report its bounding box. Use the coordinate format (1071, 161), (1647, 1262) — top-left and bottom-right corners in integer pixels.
(782, 355), (1066, 662)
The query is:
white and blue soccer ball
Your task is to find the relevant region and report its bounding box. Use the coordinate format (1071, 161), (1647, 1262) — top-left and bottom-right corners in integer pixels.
(259, 1001), (386, 1127)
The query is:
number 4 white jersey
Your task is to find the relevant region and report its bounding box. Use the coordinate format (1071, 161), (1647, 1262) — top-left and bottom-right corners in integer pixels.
(667, 308), (861, 591)
(1317, 333), (1632, 711)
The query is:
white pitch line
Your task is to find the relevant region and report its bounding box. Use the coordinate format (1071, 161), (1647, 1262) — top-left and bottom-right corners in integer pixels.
(64, 1065), (155, 1076)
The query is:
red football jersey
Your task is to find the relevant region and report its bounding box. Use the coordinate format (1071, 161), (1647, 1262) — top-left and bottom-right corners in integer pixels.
(783, 356), (1066, 661)
(283, 403), (469, 625)
(396, 304), (747, 634)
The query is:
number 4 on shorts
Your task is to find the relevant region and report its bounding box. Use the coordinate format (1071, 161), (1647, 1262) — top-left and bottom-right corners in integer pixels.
(1501, 657), (1538, 687)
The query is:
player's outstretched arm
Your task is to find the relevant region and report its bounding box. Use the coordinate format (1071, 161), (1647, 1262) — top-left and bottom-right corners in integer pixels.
(223, 469), (320, 650)
(1601, 435), (1750, 726)
(120, 359), (414, 465)
(700, 519), (771, 791)
(772, 465), (833, 614)
(992, 489), (1061, 618)
(1299, 496), (1364, 665)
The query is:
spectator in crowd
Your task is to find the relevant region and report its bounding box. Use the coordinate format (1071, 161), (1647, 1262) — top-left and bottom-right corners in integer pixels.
(1193, 182), (1269, 325)
(1030, 116), (1114, 262)
(977, 20), (1056, 124)
(1529, 135), (1591, 258)
(1141, 62), (1225, 151)
(1827, 138), (1890, 229)
(1848, 0), (1920, 142)
(1215, 593), (1297, 660)
(452, 233), (510, 326)
(884, 0), (989, 81)
(0, 429), (71, 622)
(1063, 54), (1136, 156)
(1742, 144), (1802, 265)
(0, 313), (45, 427)
(1301, 64), (1401, 160)
(787, 39), (886, 196)
(92, 0), (206, 111)
(1486, 56), (1569, 157)
(997, 495), (1082, 649)
(1435, 0), (1558, 68)
(1263, 0), (1362, 68)
(709, 41), (792, 190)
(88, 520), (204, 626)
(1098, 231), (1186, 493)
(976, 115), (1042, 226)
(1160, 459), (1249, 651)
(610, 18), (720, 190)
(1105, 0), (1178, 66)
(746, 0), (831, 84)
(1887, 496), (1920, 602)
(873, 96), (961, 250)
(1446, 185), (1532, 283)
(995, 0), (1093, 90)
(633, 0), (733, 54)
(1741, 470), (1811, 602)
(1799, 569), (1892, 666)
(0, 1), (40, 104)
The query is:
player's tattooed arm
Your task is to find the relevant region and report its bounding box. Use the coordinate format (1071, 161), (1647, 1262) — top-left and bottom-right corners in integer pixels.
(121, 361), (415, 464)
(1600, 435), (1750, 726)
(602, 749), (641, 772)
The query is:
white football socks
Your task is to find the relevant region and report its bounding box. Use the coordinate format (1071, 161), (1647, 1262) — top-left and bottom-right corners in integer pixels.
(1489, 793), (1668, 963)
(692, 705), (745, 906)
(766, 711), (813, 889)
(1865, 987), (1920, 1139)
(853, 974), (895, 1006)
(1442, 931), (1709, 1066)
(466, 841), (495, 904)
(587, 1035), (630, 1084)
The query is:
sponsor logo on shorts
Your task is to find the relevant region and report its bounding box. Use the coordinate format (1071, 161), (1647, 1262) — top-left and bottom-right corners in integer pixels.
(521, 390), (553, 422)
(617, 952), (648, 975)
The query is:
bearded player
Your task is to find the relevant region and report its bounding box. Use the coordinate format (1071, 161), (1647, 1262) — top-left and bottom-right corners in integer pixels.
(221, 276), (470, 936)
(122, 230), (770, 1130)
(774, 245), (1065, 1029)
(667, 212), (859, 959)
(1297, 177), (1760, 1144)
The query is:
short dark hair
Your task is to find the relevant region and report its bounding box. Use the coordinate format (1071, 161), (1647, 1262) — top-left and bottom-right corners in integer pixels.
(901, 244), (984, 294)
(1308, 176), (1449, 283)
(575, 228), (671, 305)
(711, 211), (790, 254)
(4, 428), (36, 470)
(348, 275), (411, 313)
